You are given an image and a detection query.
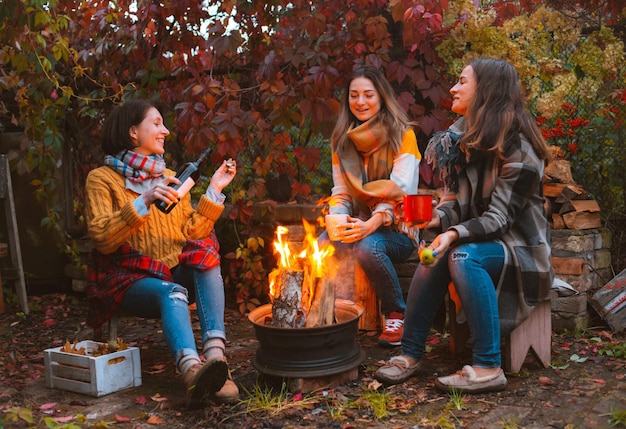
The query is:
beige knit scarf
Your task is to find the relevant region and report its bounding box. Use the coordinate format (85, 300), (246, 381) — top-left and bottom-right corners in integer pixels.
(338, 117), (405, 216)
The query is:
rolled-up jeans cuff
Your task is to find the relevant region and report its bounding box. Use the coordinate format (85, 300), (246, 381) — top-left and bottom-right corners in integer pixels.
(175, 348), (199, 365)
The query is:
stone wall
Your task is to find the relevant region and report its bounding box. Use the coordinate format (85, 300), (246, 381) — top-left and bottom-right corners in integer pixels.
(550, 228), (613, 331)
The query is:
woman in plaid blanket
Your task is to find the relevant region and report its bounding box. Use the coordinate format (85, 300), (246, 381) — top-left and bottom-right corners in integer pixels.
(375, 58), (553, 393)
(84, 99), (238, 408)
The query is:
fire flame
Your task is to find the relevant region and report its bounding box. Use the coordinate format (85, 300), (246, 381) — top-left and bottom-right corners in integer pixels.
(273, 226), (292, 270)
(299, 220), (334, 278)
(268, 220), (334, 301)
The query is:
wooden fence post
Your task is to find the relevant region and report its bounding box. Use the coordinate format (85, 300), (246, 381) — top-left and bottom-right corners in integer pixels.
(0, 154), (28, 314)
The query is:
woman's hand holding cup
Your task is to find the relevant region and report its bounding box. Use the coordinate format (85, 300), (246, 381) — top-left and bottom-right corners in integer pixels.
(325, 214), (363, 243)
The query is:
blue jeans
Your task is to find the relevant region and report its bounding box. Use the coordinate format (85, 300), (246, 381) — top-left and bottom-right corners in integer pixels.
(402, 241), (505, 368)
(319, 227), (415, 315)
(120, 265), (225, 365)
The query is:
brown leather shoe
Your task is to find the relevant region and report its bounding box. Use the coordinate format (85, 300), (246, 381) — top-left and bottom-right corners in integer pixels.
(211, 373), (239, 404)
(183, 357), (228, 408)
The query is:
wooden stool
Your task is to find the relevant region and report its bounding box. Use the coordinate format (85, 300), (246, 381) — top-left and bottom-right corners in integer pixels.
(449, 288), (556, 373)
(328, 251), (382, 331)
(91, 312), (125, 342)
(354, 262), (382, 331)
(107, 313), (121, 342)
(103, 305), (195, 342)
(328, 249), (418, 331)
(350, 255), (418, 331)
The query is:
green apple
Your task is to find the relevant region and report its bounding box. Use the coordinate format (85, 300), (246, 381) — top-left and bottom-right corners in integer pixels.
(420, 247), (436, 265)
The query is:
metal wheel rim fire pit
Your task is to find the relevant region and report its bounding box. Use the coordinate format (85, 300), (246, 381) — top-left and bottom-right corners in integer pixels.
(248, 300), (365, 378)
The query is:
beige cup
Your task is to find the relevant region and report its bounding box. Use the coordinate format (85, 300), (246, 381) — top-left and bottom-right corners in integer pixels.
(325, 214), (348, 241)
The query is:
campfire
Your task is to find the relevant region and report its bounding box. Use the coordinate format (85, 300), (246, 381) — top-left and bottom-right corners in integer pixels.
(247, 220), (365, 383)
(266, 220), (337, 328)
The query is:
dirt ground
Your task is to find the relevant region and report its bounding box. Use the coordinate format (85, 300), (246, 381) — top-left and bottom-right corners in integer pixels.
(1, 292), (625, 429)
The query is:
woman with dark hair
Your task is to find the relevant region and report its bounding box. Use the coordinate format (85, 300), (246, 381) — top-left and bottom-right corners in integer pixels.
(84, 99), (238, 407)
(321, 66), (421, 346)
(375, 58), (554, 393)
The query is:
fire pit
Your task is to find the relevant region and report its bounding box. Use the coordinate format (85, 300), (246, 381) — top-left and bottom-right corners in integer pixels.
(247, 223), (366, 382)
(248, 299), (365, 377)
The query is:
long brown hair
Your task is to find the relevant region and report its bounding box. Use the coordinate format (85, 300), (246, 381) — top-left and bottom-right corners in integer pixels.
(331, 66), (414, 155)
(462, 58), (550, 163)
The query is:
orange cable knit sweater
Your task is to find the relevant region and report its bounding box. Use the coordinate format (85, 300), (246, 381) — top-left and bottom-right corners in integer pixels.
(84, 166), (224, 268)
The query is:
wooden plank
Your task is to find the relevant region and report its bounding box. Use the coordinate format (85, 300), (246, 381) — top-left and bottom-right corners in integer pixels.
(559, 199), (601, 215)
(562, 211), (602, 230)
(544, 159), (574, 184)
(570, 200), (601, 212)
(543, 183), (586, 200)
(0, 155), (28, 314)
(543, 183), (570, 198)
(305, 277), (335, 327)
(551, 213), (566, 229)
(324, 249), (380, 330)
(285, 366), (359, 393)
(504, 293), (554, 373)
(555, 185), (588, 203)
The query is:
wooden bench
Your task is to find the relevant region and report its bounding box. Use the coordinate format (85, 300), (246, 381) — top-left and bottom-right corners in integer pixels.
(450, 289), (556, 373)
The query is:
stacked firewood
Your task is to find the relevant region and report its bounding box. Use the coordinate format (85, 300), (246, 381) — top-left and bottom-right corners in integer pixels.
(544, 146), (602, 230)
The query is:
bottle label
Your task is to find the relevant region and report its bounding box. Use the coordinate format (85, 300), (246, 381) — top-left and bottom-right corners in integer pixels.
(177, 178), (195, 198)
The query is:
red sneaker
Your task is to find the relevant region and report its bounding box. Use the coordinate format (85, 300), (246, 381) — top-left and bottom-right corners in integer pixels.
(378, 312), (404, 347)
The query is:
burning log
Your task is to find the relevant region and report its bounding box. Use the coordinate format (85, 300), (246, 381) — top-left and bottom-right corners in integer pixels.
(305, 276), (335, 327)
(269, 222), (336, 328)
(271, 270), (306, 328)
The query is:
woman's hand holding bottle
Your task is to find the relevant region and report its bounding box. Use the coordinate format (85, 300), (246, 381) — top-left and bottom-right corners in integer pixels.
(146, 154), (237, 213)
(143, 176), (181, 208)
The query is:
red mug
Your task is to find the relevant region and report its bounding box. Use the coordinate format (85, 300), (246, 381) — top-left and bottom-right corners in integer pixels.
(394, 194), (433, 223)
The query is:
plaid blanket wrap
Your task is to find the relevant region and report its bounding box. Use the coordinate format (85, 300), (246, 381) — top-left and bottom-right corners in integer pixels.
(86, 231), (220, 328)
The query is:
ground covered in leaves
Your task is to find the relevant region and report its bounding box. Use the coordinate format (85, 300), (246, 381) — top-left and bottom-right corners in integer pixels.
(1, 292), (625, 428)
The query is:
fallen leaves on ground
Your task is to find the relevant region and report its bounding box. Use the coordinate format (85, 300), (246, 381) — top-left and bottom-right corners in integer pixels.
(1, 293), (625, 429)
(146, 415), (164, 424)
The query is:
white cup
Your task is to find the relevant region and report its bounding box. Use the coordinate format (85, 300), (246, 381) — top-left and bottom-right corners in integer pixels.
(325, 214), (348, 241)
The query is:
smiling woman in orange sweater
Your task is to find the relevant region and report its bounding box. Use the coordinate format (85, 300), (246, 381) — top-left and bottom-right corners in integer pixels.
(84, 99), (238, 408)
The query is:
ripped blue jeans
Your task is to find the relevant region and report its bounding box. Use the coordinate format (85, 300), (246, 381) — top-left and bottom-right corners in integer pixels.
(119, 265), (225, 365)
(402, 241), (505, 368)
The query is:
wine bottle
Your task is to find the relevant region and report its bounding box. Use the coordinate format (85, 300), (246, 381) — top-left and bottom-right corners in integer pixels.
(154, 147), (211, 214)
